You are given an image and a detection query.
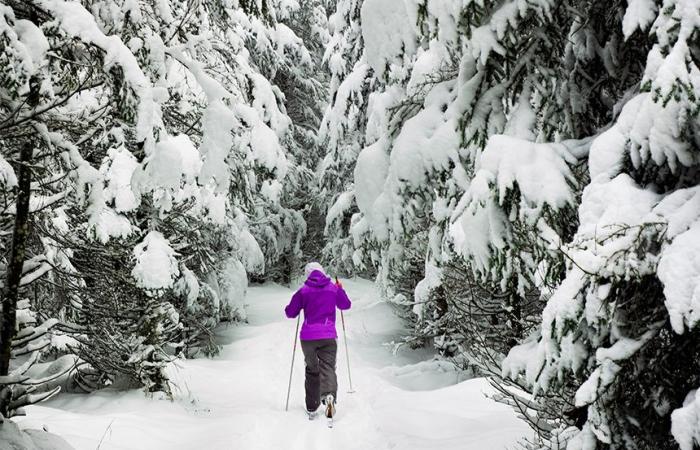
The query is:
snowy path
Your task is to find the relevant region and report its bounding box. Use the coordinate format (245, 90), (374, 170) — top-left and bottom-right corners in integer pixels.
(17, 279), (529, 449)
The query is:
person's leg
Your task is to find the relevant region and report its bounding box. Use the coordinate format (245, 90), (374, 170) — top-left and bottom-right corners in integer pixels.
(301, 340), (321, 411)
(317, 339), (338, 401)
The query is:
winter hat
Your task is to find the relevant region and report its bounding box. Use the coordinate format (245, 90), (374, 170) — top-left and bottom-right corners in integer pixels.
(304, 262), (326, 277)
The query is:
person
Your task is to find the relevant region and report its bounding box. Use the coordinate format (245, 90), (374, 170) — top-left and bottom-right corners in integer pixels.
(284, 262), (351, 421)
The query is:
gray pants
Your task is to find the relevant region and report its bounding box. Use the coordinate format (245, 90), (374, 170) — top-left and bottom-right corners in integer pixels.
(300, 339), (338, 411)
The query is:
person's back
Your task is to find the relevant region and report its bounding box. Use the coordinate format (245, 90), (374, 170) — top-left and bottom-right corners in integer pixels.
(284, 262), (351, 423)
(286, 269), (351, 340)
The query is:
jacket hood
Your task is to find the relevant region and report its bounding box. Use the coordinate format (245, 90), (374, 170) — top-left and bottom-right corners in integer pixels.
(305, 270), (331, 288)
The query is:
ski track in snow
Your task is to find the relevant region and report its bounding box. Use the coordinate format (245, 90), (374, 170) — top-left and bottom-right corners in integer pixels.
(16, 279), (529, 449)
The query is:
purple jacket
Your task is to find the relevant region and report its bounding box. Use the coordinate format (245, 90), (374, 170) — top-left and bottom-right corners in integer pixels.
(285, 271), (352, 341)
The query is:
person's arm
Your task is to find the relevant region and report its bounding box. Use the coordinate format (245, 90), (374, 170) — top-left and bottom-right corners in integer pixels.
(335, 279), (351, 310)
(285, 290), (303, 318)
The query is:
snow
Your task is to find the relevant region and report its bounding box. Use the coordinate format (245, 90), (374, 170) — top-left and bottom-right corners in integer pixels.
(14, 19), (49, 71)
(326, 191), (355, 227)
(353, 79), (462, 243)
(0, 419), (73, 450)
(524, 267), (587, 391)
(654, 186), (700, 238)
(89, 208), (134, 244)
(102, 146), (139, 213)
(140, 134), (202, 212)
(273, 23), (310, 64)
(201, 189), (227, 225)
(199, 100), (236, 193)
(16, 279), (530, 449)
(571, 174), (661, 277)
(131, 231), (180, 291)
(574, 329), (658, 408)
(324, 0), (699, 446)
(10, 0), (699, 447)
(353, 138), (389, 216)
(37, 0), (165, 146)
(260, 179), (282, 204)
(360, 0), (417, 76)
(410, 0), (461, 45)
(465, 1), (555, 66)
(648, 2), (700, 101)
(503, 86), (536, 140)
(472, 135), (578, 211)
(413, 262), (442, 320)
(0, 153), (18, 187)
(588, 122), (628, 181)
(271, 0), (300, 21)
(516, 174), (666, 394)
(672, 389), (700, 450)
(622, 0), (658, 38)
(502, 339), (542, 383)
(249, 73), (292, 139)
(658, 220), (700, 333)
(0, 12), (49, 96)
(389, 83), (460, 189)
(218, 257), (249, 321)
(232, 214), (266, 275)
(406, 43), (449, 96)
(249, 122), (288, 177)
(469, 26), (506, 65)
(20, 261), (52, 287)
(364, 85), (403, 144)
(449, 196), (508, 273)
(174, 266), (200, 310)
(654, 187), (700, 333)
(321, 61), (371, 150)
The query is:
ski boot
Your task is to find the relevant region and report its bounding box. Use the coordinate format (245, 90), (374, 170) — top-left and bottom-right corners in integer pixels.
(323, 394), (336, 428)
(306, 406), (318, 421)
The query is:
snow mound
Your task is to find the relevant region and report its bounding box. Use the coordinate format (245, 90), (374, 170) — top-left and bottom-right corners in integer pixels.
(0, 420), (74, 450)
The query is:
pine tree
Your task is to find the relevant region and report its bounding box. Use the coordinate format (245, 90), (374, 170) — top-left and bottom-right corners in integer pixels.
(318, 0), (375, 275)
(321, 2), (700, 449)
(495, 2), (700, 448)
(0, 0), (324, 406)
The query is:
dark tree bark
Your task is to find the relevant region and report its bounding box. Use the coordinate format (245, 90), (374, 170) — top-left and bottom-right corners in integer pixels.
(0, 142), (33, 377)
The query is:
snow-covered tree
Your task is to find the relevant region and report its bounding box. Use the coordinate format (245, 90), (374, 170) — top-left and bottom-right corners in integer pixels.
(445, 0), (648, 361)
(0, 0), (324, 410)
(318, 0), (376, 275)
(246, 0), (328, 283)
(322, 1), (700, 448)
(492, 2), (700, 449)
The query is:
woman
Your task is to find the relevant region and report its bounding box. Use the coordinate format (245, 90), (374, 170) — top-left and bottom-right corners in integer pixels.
(284, 262), (351, 421)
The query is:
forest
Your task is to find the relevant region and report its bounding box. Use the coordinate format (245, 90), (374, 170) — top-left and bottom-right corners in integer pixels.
(0, 0), (699, 449)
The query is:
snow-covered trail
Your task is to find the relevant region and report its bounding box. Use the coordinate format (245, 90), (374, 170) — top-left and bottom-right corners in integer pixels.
(17, 279), (529, 449)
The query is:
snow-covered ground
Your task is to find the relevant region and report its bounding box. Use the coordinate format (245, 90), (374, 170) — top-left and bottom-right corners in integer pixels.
(16, 279), (529, 449)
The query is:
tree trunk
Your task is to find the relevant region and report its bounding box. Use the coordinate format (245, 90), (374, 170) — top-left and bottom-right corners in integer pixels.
(0, 142), (33, 376)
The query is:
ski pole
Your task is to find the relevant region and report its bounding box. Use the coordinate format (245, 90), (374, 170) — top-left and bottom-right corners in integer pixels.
(340, 310), (355, 393)
(285, 315), (301, 411)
